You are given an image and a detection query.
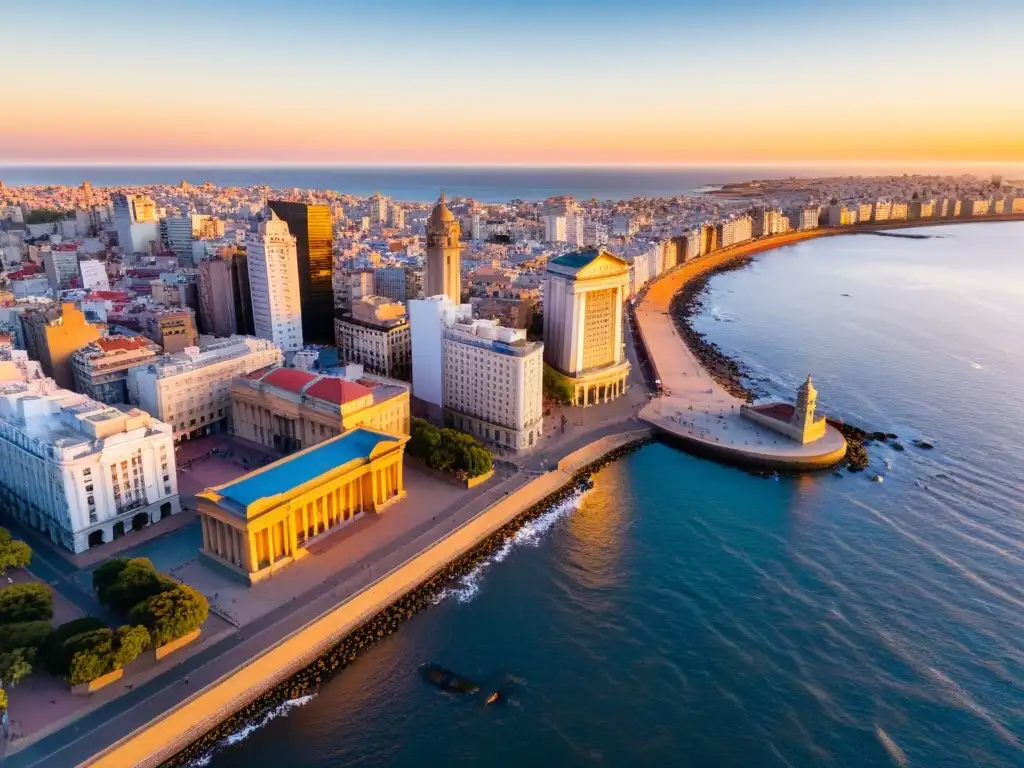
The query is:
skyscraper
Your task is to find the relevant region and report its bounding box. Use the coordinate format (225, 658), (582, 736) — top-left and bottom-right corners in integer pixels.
(425, 192), (462, 302)
(267, 200), (333, 343)
(247, 214), (303, 352)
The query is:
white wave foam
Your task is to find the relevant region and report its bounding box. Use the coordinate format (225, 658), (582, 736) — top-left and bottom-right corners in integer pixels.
(434, 490), (587, 605)
(187, 694), (317, 766)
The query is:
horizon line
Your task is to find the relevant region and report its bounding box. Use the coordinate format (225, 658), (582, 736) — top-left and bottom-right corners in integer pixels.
(3, 160), (1024, 170)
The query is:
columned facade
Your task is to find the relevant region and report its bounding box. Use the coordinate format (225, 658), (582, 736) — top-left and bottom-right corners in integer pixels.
(543, 249), (631, 407)
(197, 427), (408, 584)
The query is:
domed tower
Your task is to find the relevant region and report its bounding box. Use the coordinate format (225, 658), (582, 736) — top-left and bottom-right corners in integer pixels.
(425, 191), (462, 302)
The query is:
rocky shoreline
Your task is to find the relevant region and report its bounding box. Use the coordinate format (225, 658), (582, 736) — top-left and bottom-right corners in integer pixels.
(164, 438), (651, 767)
(667, 257), (762, 403)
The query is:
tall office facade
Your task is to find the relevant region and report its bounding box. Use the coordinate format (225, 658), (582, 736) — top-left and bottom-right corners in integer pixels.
(246, 215), (303, 351)
(267, 200), (333, 343)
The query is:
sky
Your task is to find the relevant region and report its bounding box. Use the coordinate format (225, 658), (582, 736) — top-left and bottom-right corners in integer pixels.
(3, 0), (1023, 166)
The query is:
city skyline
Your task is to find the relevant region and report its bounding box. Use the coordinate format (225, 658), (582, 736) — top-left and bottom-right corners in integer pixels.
(4, 0), (1022, 165)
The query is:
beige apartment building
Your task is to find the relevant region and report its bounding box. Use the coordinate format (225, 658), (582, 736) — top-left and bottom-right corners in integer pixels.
(127, 335), (282, 441)
(443, 318), (544, 452)
(334, 295), (411, 380)
(230, 366), (410, 453)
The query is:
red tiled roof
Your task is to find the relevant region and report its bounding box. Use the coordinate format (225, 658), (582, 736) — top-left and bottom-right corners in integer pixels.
(261, 368), (318, 393)
(95, 336), (152, 353)
(304, 376), (372, 405)
(86, 291), (132, 301)
(244, 365), (277, 381)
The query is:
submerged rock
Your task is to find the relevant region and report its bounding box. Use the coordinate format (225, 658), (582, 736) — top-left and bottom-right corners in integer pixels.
(912, 440), (934, 450)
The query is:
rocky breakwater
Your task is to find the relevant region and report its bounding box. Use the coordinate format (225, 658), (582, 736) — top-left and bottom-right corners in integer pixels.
(164, 438), (651, 768)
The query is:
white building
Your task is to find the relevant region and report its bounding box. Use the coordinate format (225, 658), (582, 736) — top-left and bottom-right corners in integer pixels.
(0, 375), (180, 553)
(79, 259), (110, 291)
(246, 214), (303, 351)
(368, 193), (390, 226)
(565, 212), (586, 247)
(112, 193), (159, 258)
(544, 214), (567, 244)
(408, 295), (467, 420)
(127, 335), (282, 441)
(443, 317), (544, 452)
(584, 220), (609, 247)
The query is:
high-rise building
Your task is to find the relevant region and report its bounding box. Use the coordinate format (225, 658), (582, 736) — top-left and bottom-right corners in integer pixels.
(543, 249), (631, 406)
(112, 193), (159, 258)
(0, 374), (180, 553)
(267, 201), (333, 343)
(443, 317), (544, 452)
(388, 205), (405, 229)
(333, 268), (375, 314)
(368, 192), (390, 226)
(42, 245), (80, 291)
(127, 335), (282, 442)
(544, 214), (567, 243)
(247, 214), (304, 351)
(20, 302), (103, 389)
(565, 212), (586, 247)
(198, 249), (252, 337)
(424, 192), (462, 302)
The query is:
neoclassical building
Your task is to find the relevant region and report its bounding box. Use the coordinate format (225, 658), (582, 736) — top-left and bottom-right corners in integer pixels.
(197, 426), (408, 584)
(543, 249), (631, 406)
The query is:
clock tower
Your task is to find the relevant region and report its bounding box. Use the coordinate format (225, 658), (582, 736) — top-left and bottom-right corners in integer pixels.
(425, 191), (462, 302)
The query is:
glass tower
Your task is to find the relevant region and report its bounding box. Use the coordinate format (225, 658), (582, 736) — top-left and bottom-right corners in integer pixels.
(267, 200), (334, 343)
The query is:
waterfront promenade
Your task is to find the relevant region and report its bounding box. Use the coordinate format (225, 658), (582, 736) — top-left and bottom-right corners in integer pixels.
(635, 231), (848, 470)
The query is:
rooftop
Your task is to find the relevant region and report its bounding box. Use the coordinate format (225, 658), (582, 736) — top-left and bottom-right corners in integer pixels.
(215, 427), (399, 510)
(243, 366), (375, 406)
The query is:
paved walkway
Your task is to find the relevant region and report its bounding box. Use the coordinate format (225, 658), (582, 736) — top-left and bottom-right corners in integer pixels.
(634, 238), (847, 468)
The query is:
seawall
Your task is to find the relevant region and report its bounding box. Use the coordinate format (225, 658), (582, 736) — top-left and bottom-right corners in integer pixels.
(84, 429), (651, 768)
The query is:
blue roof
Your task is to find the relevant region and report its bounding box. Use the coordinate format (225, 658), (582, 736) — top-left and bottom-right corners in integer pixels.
(217, 428), (391, 509)
(549, 249), (600, 269)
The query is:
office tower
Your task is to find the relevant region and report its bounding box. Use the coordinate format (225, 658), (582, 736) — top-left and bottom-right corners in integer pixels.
(247, 214), (304, 351)
(368, 192), (390, 225)
(267, 200), (333, 343)
(543, 248), (631, 406)
(424, 192), (462, 302)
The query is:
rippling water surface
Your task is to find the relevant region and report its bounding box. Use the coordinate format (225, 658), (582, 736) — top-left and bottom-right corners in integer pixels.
(208, 222), (1024, 767)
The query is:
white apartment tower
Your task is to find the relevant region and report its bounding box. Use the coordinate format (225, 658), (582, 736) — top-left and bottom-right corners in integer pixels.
(247, 214), (303, 351)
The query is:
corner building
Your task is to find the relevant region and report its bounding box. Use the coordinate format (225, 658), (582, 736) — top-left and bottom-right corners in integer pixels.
(543, 249), (631, 406)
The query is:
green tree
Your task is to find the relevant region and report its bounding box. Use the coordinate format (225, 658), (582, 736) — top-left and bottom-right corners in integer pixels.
(102, 558), (175, 613)
(0, 583), (53, 624)
(112, 625), (150, 668)
(0, 620), (52, 653)
(0, 647), (35, 686)
(92, 558), (129, 604)
(408, 418), (441, 460)
(130, 585), (208, 646)
(41, 618), (107, 677)
(0, 528), (32, 576)
(0, 688), (7, 711)
(543, 364), (574, 405)
(61, 629), (114, 684)
(24, 209), (66, 225)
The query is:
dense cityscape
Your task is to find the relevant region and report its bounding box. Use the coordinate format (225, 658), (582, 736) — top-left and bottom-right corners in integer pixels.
(0, 170), (1021, 765)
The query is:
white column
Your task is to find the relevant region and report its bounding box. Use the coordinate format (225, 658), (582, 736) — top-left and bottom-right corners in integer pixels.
(573, 289), (587, 375)
(613, 285), (624, 365)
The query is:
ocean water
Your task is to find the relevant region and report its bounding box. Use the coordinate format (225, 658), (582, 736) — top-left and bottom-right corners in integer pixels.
(5, 164), (1021, 203)
(203, 221), (1024, 767)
